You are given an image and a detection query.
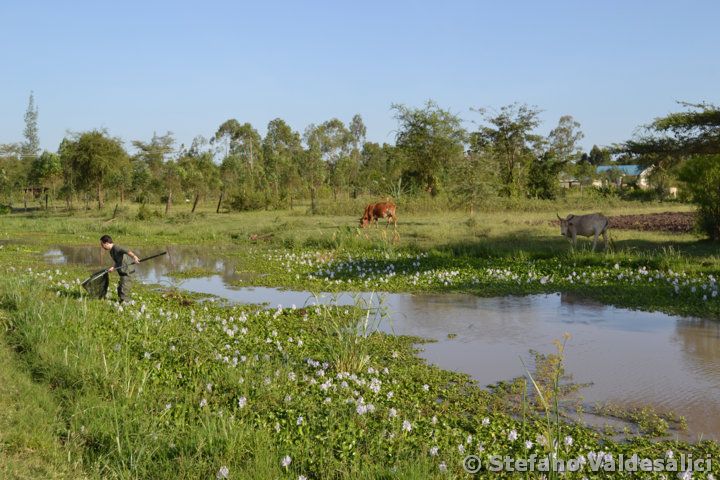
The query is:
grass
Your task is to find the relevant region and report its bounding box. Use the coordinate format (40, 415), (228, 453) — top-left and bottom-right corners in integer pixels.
(1, 199), (719, 478)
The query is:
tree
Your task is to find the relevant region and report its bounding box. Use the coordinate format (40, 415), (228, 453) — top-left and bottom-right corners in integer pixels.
(548, 115), (584, 164)
(132, 132), (175, 201)
(526, 152), (564, 200)
(625, 102), (720, 159)
(624, 102), (720, 238)
(262, 118), (303, 207)
(178, 137), (219, 213)
(0, 144), (25, 205)
(60, 130), (129, 209)
(214, 120), (263, 185)
(393, 101), (466, 195)
(160, 160), (184, 215)
(349, 114), (367, 151)
(448, 150), (497, 213)
(679, 155), (720, 240)
(22, 92), (40, 159)
(309, 119), (352, 200)
(588, 145), (611, 166)
(472, 103), (543, 197)
(27, 151), (62, 207)
(302, 124), (330, 213)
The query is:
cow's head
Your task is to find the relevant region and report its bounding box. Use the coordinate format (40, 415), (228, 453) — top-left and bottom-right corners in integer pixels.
(360, 216), (369, 228)
(557, 213), (574, 237)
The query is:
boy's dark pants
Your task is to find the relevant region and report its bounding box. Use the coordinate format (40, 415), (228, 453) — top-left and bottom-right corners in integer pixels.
(118, 272), (131, 302)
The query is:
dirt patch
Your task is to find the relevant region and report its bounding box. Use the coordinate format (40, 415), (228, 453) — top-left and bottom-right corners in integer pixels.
(608, 211), (695, 233)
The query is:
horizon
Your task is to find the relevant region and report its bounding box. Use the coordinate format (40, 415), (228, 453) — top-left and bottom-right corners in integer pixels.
(1, 1), (718, 155)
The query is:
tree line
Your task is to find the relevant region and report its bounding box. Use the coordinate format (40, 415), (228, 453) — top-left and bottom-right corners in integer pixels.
(0, 96), (609, 214)
(2, 95), (718, 238)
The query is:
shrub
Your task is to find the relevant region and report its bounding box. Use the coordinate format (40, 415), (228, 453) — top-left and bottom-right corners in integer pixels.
(680, 155), (720, 240)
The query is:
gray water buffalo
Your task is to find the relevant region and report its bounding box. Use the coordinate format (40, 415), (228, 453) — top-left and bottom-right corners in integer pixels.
(557, 213), (609, 251)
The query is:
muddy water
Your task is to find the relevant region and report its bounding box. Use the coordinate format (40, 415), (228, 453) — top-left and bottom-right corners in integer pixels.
(46, 245), (720, 440)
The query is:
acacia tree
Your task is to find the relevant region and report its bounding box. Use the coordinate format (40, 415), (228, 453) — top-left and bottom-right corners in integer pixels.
(60, 130), (128, 209)
(472, 103), (543, 197)
(624, 102), (720, 238)
(393, 101), (466, 196)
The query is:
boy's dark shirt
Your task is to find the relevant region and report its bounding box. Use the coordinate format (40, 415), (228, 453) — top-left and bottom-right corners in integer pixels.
(109, 245), (131, 274)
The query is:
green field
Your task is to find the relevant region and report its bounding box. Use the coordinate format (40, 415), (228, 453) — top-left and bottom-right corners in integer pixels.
(1, 201), (719, 479)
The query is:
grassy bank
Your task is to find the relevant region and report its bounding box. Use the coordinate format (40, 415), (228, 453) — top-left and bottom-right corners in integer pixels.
(0, 263), (718, 479)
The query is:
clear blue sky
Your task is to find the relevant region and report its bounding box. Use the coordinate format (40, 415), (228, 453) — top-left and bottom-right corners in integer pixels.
(1, 0), (718, 154)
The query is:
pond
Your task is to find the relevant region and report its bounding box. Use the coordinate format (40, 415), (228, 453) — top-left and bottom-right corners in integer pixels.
(45, 245), (720, 441)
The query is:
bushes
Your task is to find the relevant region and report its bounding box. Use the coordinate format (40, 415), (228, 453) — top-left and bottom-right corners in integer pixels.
(229, 191), (267, 211)
(680, 155), (720, 240)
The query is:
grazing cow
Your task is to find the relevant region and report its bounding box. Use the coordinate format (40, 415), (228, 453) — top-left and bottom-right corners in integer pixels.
(557, 213), (609, 251)
(360, 202), (398, 230)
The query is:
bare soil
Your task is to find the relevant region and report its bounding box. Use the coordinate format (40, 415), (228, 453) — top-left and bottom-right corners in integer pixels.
(608, 211), (696, 233)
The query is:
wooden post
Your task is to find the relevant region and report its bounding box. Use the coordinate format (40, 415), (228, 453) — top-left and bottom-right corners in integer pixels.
(191, 193), (200, 213)
(216, 190), (224, 213)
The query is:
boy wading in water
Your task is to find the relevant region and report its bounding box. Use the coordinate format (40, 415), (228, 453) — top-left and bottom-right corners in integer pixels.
(100, 235), (140, 303)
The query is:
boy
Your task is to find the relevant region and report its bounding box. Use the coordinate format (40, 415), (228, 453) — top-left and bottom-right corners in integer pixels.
(100, 235), (141, 303)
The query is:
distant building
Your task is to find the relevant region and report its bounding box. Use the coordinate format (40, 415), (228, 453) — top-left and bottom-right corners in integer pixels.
(558, 173), (581, 189)
(593, 165), (654, 189)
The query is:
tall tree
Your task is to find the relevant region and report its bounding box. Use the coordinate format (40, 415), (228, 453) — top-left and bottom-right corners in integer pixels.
(263, 118), (303, 207)
(471, 103), (543, 197)
(392, 101), (466, 195)
(547, 115), (584, 164)
(214, 120), (264, 200)
(302, 124), (331, 213)
(349, 114), (367, 151)
(308, 119), (352, 200)
(22, 92), (40, 159)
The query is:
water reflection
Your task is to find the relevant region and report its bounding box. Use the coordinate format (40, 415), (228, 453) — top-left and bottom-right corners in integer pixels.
(45, 245), (720, 440)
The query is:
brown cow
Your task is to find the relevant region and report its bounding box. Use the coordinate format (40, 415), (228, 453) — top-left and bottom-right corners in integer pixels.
(360, 202), (398, 230)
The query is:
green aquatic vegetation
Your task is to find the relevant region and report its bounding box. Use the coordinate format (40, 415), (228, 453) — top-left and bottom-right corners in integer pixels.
(594, 403), (688, 438)
(1, 266), (718, 479)
(237, 246), (720, 319)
